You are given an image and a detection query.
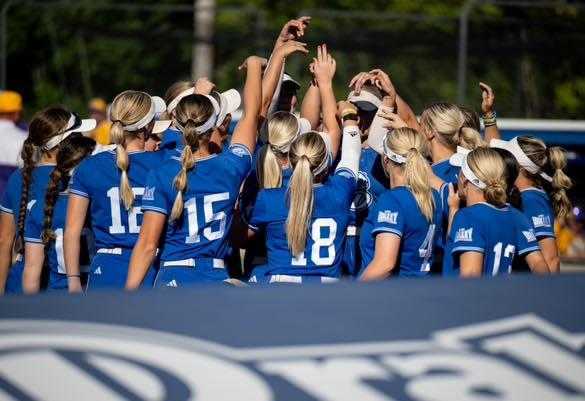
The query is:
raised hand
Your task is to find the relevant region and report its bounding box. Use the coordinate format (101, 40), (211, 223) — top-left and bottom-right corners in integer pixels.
(479, 82), (495, 115)
(275, 40), (309, 58)
(194, 77), (215, 95)
(238, 56), (268, 71)
(369, 69), (397, 103)
(349, 72), (376, 95)
(312, 44), (336, 86)
(276, 16), (311, 47)
(377, 109), (407, 130)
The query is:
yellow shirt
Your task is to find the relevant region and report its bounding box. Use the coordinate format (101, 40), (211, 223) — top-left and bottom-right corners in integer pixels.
(91, 121), (112, 145)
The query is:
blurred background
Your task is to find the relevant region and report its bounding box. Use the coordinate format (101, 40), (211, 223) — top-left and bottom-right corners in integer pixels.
(1, 0), (585, 265)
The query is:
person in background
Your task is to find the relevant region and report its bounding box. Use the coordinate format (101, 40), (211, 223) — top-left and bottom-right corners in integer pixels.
(88, 98), (112, 145)
(561, 207), (585, 258)
(0, 91), (27, 196)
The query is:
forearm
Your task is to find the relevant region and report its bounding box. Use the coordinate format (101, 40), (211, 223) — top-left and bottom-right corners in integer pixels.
(126, 240), (158, 290)
(64, 230), (82, 277)
(484, 125), (500, 142)
(525, 252), (550, 275)
(300, 84), (321, 129)
(22, 247), (44, 294)
(360, 259), (393, 281)
(0, 247), (12, 295)
(367, 105), (392, 155)
(261, 53), (285, 117)
(319, 82), (341, 154)
(336, 123), (362, 177)
(396, 95), (419, 131)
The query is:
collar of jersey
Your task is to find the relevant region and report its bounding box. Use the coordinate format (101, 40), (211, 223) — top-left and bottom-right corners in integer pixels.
(431, 158), (451, 167)
(520, 186), (546, 194)
(477, 202), (509, 211)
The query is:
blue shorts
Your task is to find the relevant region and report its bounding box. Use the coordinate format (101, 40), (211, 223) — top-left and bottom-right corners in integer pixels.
(87, 248), (157, 291)
(248, 266), (339, 285)
(46, 270), (89, 292)
(4, 259), (24, 295)
(154, 258), (229, 288)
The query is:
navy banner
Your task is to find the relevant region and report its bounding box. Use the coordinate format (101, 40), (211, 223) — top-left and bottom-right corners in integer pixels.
(0, 275), (584, 400)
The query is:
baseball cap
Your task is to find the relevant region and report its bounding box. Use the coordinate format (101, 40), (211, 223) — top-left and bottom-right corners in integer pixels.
(347, 87), (382, 112)
(490, 137), (553, 183)
(0, 91), (23, 113)
(88, 98), (107, 113)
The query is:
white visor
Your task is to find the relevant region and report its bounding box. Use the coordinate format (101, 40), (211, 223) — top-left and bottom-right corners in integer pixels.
(167, 87), (195, 114)
(175, 112), (218, 136)
(449, 146), (471, 167)
(382, 136), (407, 164)
(347, 89), (382, 112)
(43, 113), (97, 151)
(490, 137), (552, 182)
(215, 89), (241, 127)
(122, 95), (171, 134)
(283, 73), (301, 90)
(459, 153), (487, 189)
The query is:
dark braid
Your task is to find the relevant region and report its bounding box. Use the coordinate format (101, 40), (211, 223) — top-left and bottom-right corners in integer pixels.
(42, 135), (96, 243)
(14, 139), (37, 254)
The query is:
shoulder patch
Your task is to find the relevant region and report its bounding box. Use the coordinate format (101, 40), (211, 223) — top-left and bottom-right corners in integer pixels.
(143, 186), (156, 201)
(522, 229), (537, 242)
(532, 214), (552, 228)
(377, 210), (398, 225)
(230, 145), (250, 158)
(455, 227), (473, 242)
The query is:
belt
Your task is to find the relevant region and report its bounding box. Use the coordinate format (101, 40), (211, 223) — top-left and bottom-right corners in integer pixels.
(97, 248), (123, 255)
(268, 274), (339, 284)
(346, 225), (360, 236)
(162, 258), (226, 269)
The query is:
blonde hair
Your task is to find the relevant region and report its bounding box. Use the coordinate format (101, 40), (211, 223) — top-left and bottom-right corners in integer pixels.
(384, 128), (435, 222)
(420, 102), (484, 151)
(286, 132), (328, 256)
(163, 80), (195, 120)
(517, 136), (573, 221)
(169, 94), (215, 222)
(109, 90), (152, 210)
(466, 148), (508, 207)
(258, 112), (299, 189)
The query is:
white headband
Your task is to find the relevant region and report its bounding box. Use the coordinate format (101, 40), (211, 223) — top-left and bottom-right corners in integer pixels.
(43, 113), (97, 151)
(175, 112), (218, 135)
(461, 153), (487, 189)
(382, 137), (408, 164)
(167, 87), (195, 113)
(490, 137), (553, 183)
(122, 101), (155, 132)
(347, 90), (382, 110)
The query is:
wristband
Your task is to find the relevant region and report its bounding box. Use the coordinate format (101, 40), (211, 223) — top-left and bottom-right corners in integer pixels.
(482, 111), (497, 127)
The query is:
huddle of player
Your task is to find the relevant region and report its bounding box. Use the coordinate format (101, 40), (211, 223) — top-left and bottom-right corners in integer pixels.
(0, 17), (572, 294)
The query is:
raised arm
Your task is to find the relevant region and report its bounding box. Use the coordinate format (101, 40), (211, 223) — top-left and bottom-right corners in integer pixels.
(233, 56), (265, 153)
(313, 44), (341, 156)
(63, 195), (89, 293)
(300, 78), (321, 130)
(480, 82), (500, 141)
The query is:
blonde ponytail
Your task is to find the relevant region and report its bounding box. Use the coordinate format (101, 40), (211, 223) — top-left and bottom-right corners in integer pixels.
(258, 145), (284, 189)
(385, 128), (435, 222)
(259, 112), (300, 189)
(286, 132), (328, 256)
(548, 146), (572, 221)
(458, 126), (484, 150)
(404, 148), (435, 222)
(467, 148), (508, 207)
(168, 93), (215, 222)
(109, 90), (153, 210)
(517, 137), (573, 221)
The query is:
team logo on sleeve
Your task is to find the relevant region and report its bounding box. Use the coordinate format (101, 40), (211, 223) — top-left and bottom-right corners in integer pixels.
(230, 145), (250, 158)
(143, 186), (155, 201)
(351, 171), (373, 212)
(455, 227), (473, 242)
(377, 210), (398, 225)
(522, 229), (537, 242)
(532, 214), (552, 228)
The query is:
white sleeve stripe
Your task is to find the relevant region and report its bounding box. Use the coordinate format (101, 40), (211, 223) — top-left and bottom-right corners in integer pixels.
(24, 237), (43, 244)
(0, 205), (13, 214)
(334, 167), (357, 180)
(372, 227), (403, 238)
(534, 231), (555, 237)
(452, 246), (485, 254)
(142, 206), (168, 215)
(69, 189), (89, 198)
(518, 246), (541, 255)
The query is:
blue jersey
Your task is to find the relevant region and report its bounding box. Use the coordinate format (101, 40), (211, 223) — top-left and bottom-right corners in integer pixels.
(142, 144), (252, 262)
(449, 203), (541, 276)
(360, 186), (443, 278)
(159, 128), (183, 157)
(24, 193), (94, 275)
(520, 188), (555, 240)
(0, 165), (55, 226)
(248, 169), (357, 278)
(432, 159), (459, 184)
(349, 147), (388, 227)
(69, 150), (163, 250)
